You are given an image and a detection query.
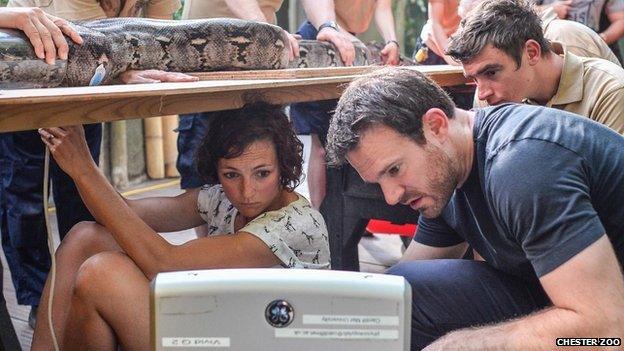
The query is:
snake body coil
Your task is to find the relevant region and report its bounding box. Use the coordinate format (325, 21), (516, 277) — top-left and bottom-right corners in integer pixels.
(0, 18), (408, 89)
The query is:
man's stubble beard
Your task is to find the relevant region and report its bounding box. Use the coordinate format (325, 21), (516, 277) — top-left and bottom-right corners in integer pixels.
(419, 145), (460, 218)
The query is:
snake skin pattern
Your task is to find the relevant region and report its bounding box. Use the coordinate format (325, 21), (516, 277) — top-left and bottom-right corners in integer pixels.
(0, 18), (412, 89)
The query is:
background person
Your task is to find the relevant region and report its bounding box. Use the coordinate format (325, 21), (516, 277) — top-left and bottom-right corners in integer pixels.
(447, 0), (624, 134)
(414, 0), (461, 66)
(291, 0), (400, 210)
(459, 0), (621, 65)
(531, 0), (624, 63)
(0, 6), (83, 346)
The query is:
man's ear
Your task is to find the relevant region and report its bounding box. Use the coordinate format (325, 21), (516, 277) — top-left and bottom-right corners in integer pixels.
(422, 108), (449, 142)
(524, 39), (542, 66)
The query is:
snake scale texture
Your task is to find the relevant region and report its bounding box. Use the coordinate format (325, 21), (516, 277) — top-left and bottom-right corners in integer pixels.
(0, 18), (411, 89)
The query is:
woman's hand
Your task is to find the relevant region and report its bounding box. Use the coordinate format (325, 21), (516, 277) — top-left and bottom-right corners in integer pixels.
(118, 69), (199, 84)
(38, 125), (96, 179)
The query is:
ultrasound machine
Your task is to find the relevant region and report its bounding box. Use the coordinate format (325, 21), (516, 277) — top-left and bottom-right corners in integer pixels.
(151, 268), (411, 350)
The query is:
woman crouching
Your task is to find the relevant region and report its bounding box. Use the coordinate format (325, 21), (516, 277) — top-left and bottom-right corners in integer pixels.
(33, 102), (330, 350)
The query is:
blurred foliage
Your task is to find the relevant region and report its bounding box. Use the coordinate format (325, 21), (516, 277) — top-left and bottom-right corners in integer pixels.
(173, 0), (184, 20)
(0, 0), (7, 6)
(403, 0), (428, 57)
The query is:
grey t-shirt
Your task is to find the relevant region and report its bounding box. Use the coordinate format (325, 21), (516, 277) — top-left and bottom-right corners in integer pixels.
(536, 0), (624, 32)
(416, 104), (624, 279)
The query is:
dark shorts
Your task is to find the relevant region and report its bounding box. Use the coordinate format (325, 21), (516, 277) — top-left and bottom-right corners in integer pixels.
(289, 21), (337, 144)
(176, 113), (213, 189)
(0, 124), (101, 306)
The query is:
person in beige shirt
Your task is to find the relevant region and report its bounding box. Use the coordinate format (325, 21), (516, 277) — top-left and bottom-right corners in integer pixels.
(449, 0), (624, 135)
(415, 0), (461, 65)
(293, 0), (400, 210)
(302, 0), (400, 67)
(183, 0), (280, 23)
(459, 0), (620, 64)
(540, 6), (621, 65)
(8, 0), (180, 20)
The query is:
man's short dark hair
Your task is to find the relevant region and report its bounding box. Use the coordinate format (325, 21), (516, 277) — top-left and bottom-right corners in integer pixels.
(326, 67), (455, 166)
(446, 0), (551, 67)
(195, 102), (303, 191)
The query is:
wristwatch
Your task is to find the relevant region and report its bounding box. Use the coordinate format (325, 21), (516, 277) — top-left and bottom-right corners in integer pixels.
(317, 20), (340, 33)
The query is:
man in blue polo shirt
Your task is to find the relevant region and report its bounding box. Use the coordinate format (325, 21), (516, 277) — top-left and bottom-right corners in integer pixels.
(326, 67), (624, 350)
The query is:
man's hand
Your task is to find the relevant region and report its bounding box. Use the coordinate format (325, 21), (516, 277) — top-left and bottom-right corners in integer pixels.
(316, 27), (356, 66)
(285, 31), (300, 61)
(39, 126), (95, 179)
(550, 0), (572, 19)
(118, 70), (199, 84)
(381, 41), (400, 65)
(0, 7), (83, 65)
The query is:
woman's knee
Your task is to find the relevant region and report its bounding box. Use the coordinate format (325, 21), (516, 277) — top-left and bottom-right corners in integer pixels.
(73, 252), (134, 300)
(56, 221), (118, 260)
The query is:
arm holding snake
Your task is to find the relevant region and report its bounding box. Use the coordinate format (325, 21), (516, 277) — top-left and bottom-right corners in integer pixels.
(301, 0), (356, 66)
(373, 0), (400, 65)
(223, 0), (299, 60)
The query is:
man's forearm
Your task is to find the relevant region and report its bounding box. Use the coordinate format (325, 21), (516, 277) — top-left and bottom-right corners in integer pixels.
(427, 306), (615, 350)
(600, 20), (624, 44)
(374, 0), (397, 42)
(301, 0), (336, 28)
(224, 0), (268, 22)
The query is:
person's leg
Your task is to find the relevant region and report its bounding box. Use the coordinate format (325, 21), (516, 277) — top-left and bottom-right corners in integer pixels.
(176, 113), (212, 237)
(387, 260), (551, 350)
(52, 123), (102, 239)
(31, 222), (122, 350)
(291, 97), (335, 209)
(289, 22), (328, 208)
(62, 251), (150, 351)
(0, 131), (50, 311)
(307, 134), (327, 209)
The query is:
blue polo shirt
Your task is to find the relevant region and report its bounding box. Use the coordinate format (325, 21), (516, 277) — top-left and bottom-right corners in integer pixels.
(416, 104), (624, 279)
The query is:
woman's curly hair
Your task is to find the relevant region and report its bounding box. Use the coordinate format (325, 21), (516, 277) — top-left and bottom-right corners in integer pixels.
(195, 102), (304, 191)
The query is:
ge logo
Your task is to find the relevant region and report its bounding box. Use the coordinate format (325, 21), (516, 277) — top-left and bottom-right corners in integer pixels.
(265, 300), (294, 328)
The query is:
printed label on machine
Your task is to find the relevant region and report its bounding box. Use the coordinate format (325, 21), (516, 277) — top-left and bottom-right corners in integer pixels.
(275, 328), (399, 340)
(162, 337), (231, 348)
(303, 315), (399, 326)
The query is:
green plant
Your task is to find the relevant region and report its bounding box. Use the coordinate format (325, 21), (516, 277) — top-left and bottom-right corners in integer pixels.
(403, 0), (428, 58)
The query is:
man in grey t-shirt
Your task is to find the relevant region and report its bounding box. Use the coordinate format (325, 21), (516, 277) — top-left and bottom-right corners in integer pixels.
(326, 67), (624, 350)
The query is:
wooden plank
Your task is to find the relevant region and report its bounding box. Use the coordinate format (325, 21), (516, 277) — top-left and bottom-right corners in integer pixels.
(0, 65), (468, 132)
(188, 64), (463, 80)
